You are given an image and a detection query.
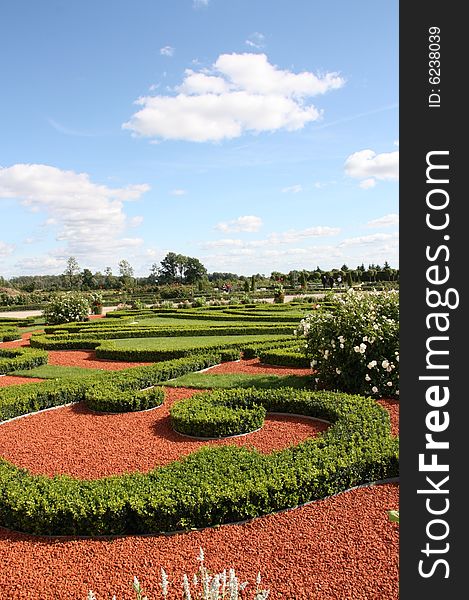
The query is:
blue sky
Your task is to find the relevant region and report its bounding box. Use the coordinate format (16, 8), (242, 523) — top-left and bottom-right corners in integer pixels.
(0, 0), (398, 278)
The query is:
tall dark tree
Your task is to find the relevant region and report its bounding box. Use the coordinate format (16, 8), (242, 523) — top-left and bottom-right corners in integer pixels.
(184, 257), (207, 284)
(64, 257), (80, 290)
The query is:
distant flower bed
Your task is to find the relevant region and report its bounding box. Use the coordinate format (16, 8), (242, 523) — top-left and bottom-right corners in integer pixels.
(297, 290), (399, 398)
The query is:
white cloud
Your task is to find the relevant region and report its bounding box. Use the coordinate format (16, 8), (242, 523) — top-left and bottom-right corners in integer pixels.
(205, 225), (339, 248)
(0, 241), (15, 258)
(215, 215), (263, 233)
(123, 53), (344, 142)
(366, 213), (399, 228)
(160, 46), (174, 57)
(344, 148), (399, 188)
(339, 232), (398, 248)
(281, 184), (303, 193)
(193, 0), (209, 7)
(359, 178), (376, 189)
(170, 189), (187, 196)
(129, 215), (144, 227)
(245, 32), (265, 49)
(394, 139), (399, 146)
(0, 164), (149, 264)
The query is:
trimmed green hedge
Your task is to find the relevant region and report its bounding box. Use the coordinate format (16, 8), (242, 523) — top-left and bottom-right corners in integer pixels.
(171, 389), (267, 438)
(242, 339), (300, 359)
(0, 387), (398, 535)
(260, 347), (310, 368)
(0, 347), (48, 375)
(85, 384), (164, 413)
(0, 328), (20, 342)
(94, 337), (288, 363)
(0, 352), (233, 422)
(30, 325), (294, 349)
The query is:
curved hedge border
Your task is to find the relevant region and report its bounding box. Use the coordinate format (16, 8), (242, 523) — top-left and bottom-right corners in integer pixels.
(259, 347), (310, 368)
(93, 337), (289, 363)
(0, 387), (398, 536)
(0, 352), (235, 422)
(0, 347), (48, 375)
(171, 389), (267, 438)
(30, 326), (293, 350)
(85, 384), (164, 413)
(0, 328), (20, 343)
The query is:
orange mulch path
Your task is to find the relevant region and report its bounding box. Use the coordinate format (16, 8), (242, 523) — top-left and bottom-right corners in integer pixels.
(0, 376), (45, 387)
(0, 483), (399, 600)
(0, 387), (328, 479)
(208, 358), (312, 376)
(47, 349), (153, 370)
(0, 333), (399, 599)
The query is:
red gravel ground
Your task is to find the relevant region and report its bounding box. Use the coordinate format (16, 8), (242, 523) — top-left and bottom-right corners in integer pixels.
(1, 331), (36, 348)
(0, 338), (399, 598)
(377, 399), (400, 437)
(208, 357), (312, 376)
(0, 375), (45, 387)
(0, 387), (328, 479)
(47, 349), (153, 370)
(0, 483), (399, 600)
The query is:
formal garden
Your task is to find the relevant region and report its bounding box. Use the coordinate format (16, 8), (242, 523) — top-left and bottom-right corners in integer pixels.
(0, 289), (399, 599)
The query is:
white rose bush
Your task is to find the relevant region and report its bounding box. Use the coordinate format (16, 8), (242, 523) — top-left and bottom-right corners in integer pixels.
(43, 292), (91, 325)
(296, 290), (399, 398)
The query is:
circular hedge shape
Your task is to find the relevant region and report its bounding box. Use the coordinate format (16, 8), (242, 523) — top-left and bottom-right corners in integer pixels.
(170, 392), (266, 438)
(0, 387), (398, 536)
(84, 384), (164, 413)
(0, 348), (48, 375)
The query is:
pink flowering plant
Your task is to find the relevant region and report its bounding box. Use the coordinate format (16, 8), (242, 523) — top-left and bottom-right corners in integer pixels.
(296, 289), (399, 398)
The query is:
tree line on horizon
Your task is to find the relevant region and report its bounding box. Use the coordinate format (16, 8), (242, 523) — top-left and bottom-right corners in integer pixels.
(1, 253), (399, 293)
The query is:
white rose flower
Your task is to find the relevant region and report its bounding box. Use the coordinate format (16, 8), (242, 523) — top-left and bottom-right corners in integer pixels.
(387, 381), (393, 387)
(367, 360), (377, 369)
(372, 386), (378, 394)
(365, 374), (371, 381)
(353, 346), (360, 353)
(382, 360), (390, 369)
(336, 368), (341, 374)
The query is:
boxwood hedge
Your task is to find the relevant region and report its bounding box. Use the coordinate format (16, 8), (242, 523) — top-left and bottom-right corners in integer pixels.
(259, 347), (310, 368)
(0, 387), (398, 536)
(171, 390), (267, 438)
(0, 347), (48, 375)
(84, 384), (164, 413)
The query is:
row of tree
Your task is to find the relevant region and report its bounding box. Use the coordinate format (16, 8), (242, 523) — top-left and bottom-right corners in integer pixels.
(3, 256), (398, 292)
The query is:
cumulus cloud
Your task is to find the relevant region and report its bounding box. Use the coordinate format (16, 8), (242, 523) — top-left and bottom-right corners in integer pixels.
(160, 46), (175, 57)
(215, 215), (263, 233)
(366, 213), (399, 228)
(0, 164), (149, 263)
(339, 232), (398, 248)
(123, 53), (344, 142)
(281, 184), (303, 193)
(0, 240), (15, 258)
(344, 147), (399, 187)
(205, 225), (339, 248)
(359, 178), (376, 189)
(245, 32), (265, 49)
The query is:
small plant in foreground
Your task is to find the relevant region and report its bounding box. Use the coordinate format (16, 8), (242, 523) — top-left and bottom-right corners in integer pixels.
(87, 547), (270, 599)
(388, 510), (400, 524)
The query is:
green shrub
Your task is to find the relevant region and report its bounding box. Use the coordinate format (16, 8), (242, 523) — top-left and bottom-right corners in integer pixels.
(0, 352), (231, 422)
(43, 293), (91, 325)
(170, 390), (266, 438)
(0, 347), (48, 375)
(0, 327), (20, 342)
(0, 387), (398, 536)
(297, 290), (399, 398)
(85, 384), (164, 413)
(259, 347), (310, 368)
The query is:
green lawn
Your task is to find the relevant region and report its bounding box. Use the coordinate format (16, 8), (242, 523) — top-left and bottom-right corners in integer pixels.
(164, 372), (313, 390)
(12, 365), (105, 379)
(108, 334), (291, 351)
